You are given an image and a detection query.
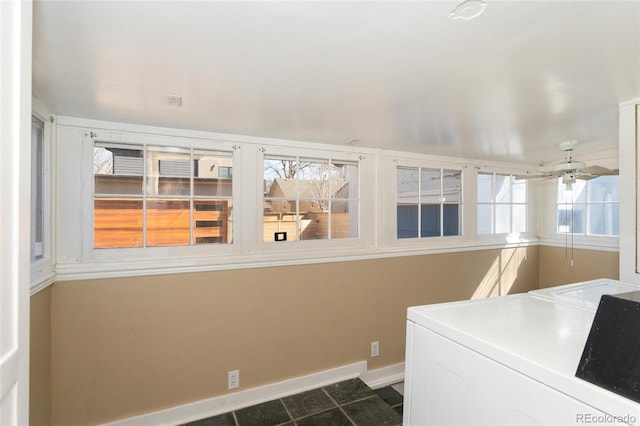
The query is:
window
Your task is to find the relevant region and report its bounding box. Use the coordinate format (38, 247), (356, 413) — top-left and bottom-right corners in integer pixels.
(263, 156), (359, 242)
(93, 142), (233, 248)
(557, 176), (619, 236)
(31, 116), (45, 261)
(396, 167), (462, 238)
(477, 173), (527, 234)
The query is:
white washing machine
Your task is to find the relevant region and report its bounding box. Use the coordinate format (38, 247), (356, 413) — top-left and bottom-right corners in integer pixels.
(404, 279), (640, 425)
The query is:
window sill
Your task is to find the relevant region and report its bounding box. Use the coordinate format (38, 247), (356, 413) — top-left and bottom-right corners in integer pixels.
(30, 261), (56, 295)
(538, 236), (619, 252)
(55, 238), (541, 281)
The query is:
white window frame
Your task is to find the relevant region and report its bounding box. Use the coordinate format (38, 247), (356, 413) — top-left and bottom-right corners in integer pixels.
(54, 116), (545, 281)
(30, 101), (55, 294)
(55, 117), (375, 279)
(92, 141), (235, 249)
(394, 162), (464, 241)
(258, 146), (363, 251)
(68, 130), (242, 266)
(556, 176), (620, 238)
(477, 172), (528, 235)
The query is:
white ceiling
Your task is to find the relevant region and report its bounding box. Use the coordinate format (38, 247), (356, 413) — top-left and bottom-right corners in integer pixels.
(32, 0), (640, 165)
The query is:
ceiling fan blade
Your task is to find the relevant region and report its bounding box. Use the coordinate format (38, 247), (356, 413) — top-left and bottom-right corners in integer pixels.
(579, 165), (613, 175)
(576, 173), (598, 181)
(514, 174), (544, 180)
(514, 171), (560, 180)
(542, 175), (560, 181)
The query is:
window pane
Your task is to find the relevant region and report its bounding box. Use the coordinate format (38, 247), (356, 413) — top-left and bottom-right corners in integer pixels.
(31, 116), (44, 261)
(94, 145), (143, 195)
(264, 157), (297, 186)
(194, 200), (232, 244)
(478, 173), (493, 203)
(146, 147), (190, 196)
(557, 179), (567, 203)
(421, 204), (440, 237)
(335, 163), (359, 199)
(264, 157), (298, 242)
(94, 199), (143, 248)
(513, 204), (527, 233)
(397, 167), (418, 200)
(397, 205), (418, 238)
(443, 204), (460, 236)
(397, 167), (418, 239)
(331, 200), (357, 239)
(264, 157), (297, 200)
(557, 205), (585, 234)
(478, 204), (492, 234)
(263, 209), (297, 243)
(300, 210), (327, 241)
(512, 178), (526, 203)
(442, 170), (462, 203)
(588, 176), (619, 202)
(495, 204), (510, 234)
(299, 159), (331, 200)
(495, 175), (510, 203)
(588, 203), (619, 236)
(146, 199), (191, 246)
(420, 169), (441, 204)
(572, 180), (587, 203)
(194, 151), (233, 197)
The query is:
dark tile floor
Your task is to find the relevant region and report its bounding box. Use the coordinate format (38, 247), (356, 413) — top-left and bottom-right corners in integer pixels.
(184, 378), (403, 426)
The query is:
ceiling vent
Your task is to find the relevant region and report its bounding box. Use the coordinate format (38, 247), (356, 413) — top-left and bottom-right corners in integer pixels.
(165, 94), (183, 107)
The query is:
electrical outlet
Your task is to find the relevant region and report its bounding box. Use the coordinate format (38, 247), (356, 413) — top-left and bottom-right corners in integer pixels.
(228, 370), (240, 389)
(371, 341), (380, 357)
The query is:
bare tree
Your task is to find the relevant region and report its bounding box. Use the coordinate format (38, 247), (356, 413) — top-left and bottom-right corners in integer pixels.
(265, 159), (309, 179)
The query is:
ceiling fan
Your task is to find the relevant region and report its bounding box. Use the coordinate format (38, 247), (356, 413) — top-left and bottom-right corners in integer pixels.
(516, 140), (619, 268)
(516, 140), (618, 191)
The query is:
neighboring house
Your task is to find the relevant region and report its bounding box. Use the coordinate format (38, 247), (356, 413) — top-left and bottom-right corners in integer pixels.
(263, 178), (351, 240)
(265, 177), (349, 214)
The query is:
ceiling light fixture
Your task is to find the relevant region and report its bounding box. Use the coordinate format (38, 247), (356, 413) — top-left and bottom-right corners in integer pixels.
(450, 0), (487, 21)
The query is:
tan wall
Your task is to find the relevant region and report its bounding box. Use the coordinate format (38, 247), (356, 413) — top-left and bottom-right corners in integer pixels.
(30, 286), (52, 426)
(538, 246), (619, 288)
(47, 247), (538, 425)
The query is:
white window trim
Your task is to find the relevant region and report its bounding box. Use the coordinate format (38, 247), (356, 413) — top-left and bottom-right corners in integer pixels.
(477, 171), (528, 236)
(258, 147), (365, 251)
(85, 131), (242, 262)
(390, 157), (467, 247)
(550, 176), (620, 250)
(55, 116), (382, 280)
(30, 98), (56, 294)
(535, 172), (619, 250)
(53, 115), (618, 282)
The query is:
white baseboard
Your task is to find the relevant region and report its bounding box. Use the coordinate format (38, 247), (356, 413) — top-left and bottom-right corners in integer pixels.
(101, 361), (404, 426)
(362, 362), (405, 389)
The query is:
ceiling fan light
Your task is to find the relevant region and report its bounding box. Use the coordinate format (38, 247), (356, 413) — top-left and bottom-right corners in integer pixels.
(564, 180), (573, 195)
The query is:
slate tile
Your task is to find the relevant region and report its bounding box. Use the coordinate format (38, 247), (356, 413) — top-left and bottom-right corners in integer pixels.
(235, 399), (290, 426)
(323, 378), (375, 405)
(281, 388), (336, 419)
(294, 408), (352, 426)
(341, 395), (402, 426)
(375, 386), (403, 407)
